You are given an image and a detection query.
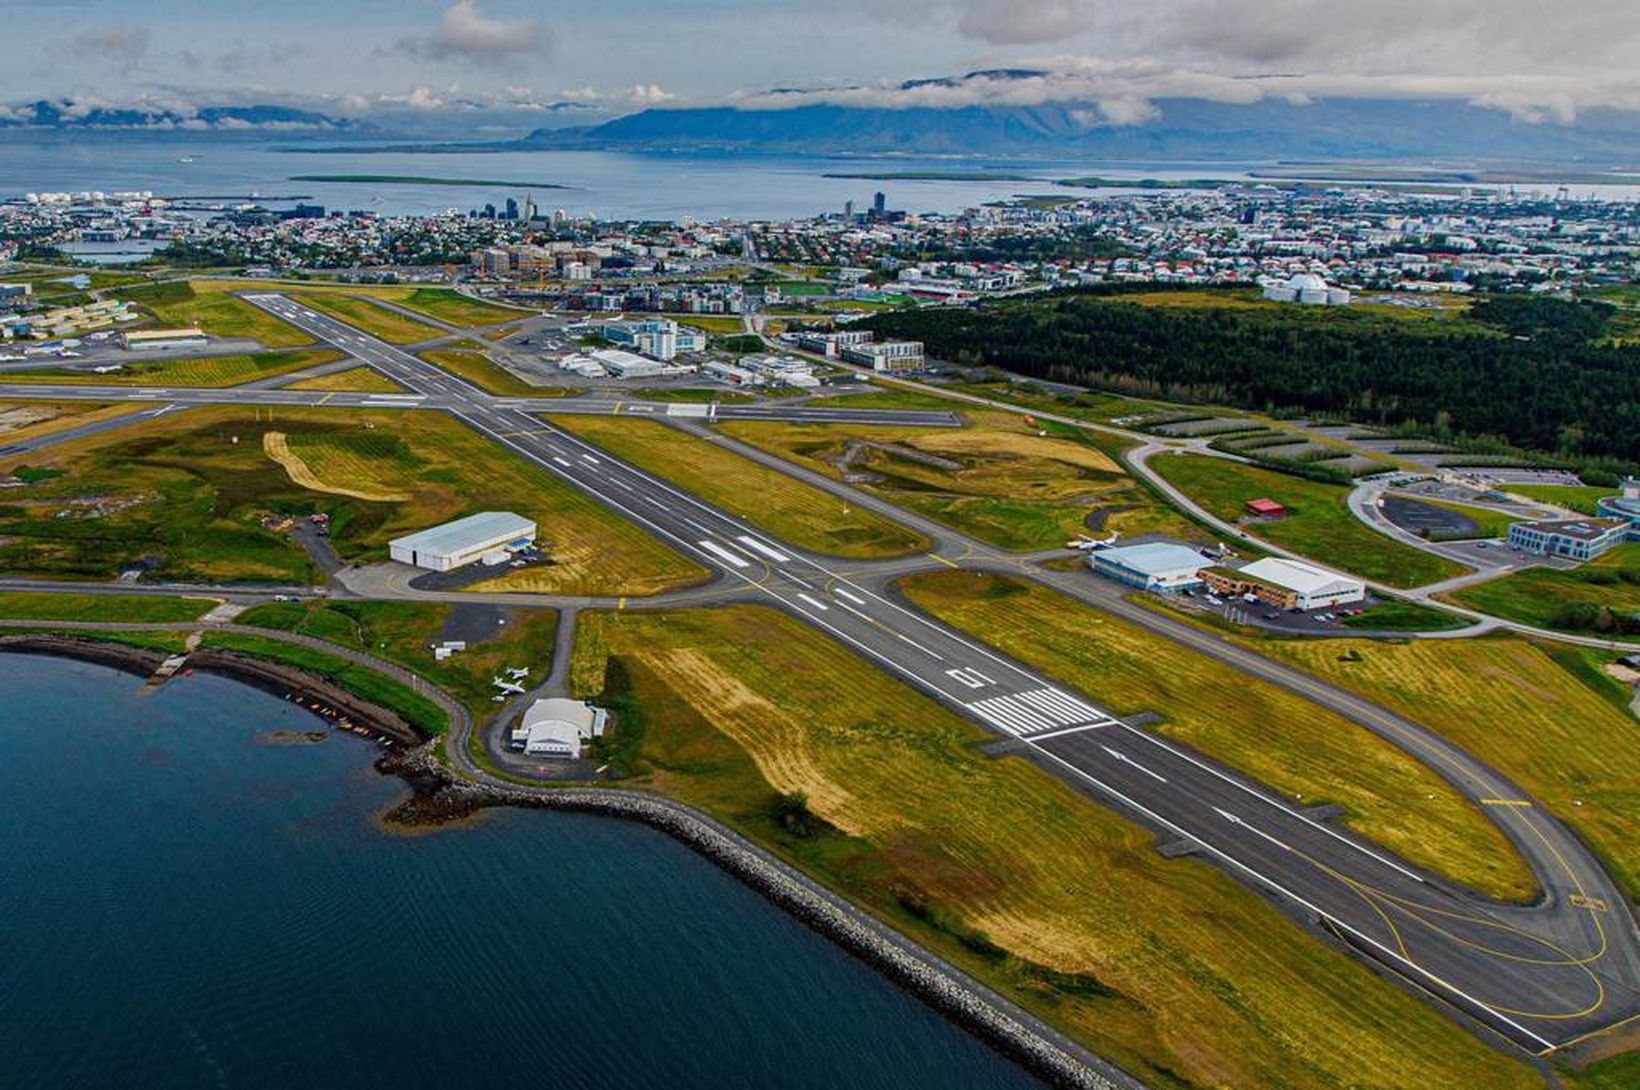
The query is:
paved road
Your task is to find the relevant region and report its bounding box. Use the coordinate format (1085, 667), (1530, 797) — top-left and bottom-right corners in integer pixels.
(227, 290), (1640, 1053)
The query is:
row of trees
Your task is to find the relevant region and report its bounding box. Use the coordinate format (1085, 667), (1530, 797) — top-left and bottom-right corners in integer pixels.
(867, 290), (1640, 463)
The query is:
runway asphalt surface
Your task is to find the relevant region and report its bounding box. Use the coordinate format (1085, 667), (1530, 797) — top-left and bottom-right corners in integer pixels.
(3, 290), (1635, 1053)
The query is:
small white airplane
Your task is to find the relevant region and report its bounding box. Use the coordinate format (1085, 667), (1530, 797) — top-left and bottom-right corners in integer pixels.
(1067, 531), (1120, 551)
(491, 678), (525, 695)
(504, 666), (529, 680)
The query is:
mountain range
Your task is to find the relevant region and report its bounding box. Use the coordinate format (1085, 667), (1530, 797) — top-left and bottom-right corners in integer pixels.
(519, 96), (1640, 162)
(0, 100), (352, 131)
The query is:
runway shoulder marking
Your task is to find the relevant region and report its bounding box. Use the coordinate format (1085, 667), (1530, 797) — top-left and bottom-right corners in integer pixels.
(1481, 798), (1534, 808)
(697, 540), (751, 569)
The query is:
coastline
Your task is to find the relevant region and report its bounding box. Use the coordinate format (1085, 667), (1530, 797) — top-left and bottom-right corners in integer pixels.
(0, 637), (1136, 1090)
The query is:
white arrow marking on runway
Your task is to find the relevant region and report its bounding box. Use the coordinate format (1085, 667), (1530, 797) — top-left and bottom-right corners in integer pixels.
(1101, 745), (1167, 783)
(1214, 807), (1292, 853)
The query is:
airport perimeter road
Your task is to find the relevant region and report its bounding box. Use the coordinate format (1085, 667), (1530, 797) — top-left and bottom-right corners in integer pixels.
(237, 291), (1640, 1053)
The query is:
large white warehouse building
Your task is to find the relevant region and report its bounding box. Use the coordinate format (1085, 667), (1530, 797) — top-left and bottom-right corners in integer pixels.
(389, 511), (537, 572)
(1236, 557), (1365, 610)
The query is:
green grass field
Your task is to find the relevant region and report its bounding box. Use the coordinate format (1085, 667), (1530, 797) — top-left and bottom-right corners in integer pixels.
(291, 292), (442, 344)
(0, 406), (705, 595)
(235, 599), (557, 717)
(550, 416), (929, 558)
(1504, 483), (1612, 516)
(570, 603), (1540, 1090)
(0, 591), (214, 623)
(394, 288), (526, 326)
(198, 630), (449, 735)
(719, 411), (1205, 551)
(21, 349), (341, 388)
(119, 281), (314, 347)
(827, 386), (966, 411)
(418, 348), (573, 397)
(898, 569), (1532, 900)
(1245, 633), (1640, 903)
(1341, 598), (1471, 631)
(1149, 453), (1464, 587)
(285, 367), (404, 393)
(1445, 544), (1640, 638)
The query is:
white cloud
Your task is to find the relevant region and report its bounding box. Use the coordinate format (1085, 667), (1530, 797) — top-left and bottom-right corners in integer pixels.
(402, 0), (548, 63)
(628, 83), (676, 105)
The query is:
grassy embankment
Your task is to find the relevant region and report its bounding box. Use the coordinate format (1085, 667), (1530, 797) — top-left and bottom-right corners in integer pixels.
(286, 367), (405, 393)
(120, 281), (314, 347)
(898, 569), (1533, 900)
(550, 416), (929, 559)
(0, 627), (192, 655)
(1242, 632), (1640, 903)
(0, 591), (213, 623)
(0, 406), (705, 594)
(235, 599), (557, 718)
(828, 386), (969, 411)
(1340, 598), (1471, 632)
(1505, 483), (1611, 516)
(1148, 452), (1464, 588)
(569, 603), (1540, 1090)
(291, 292), (442, 345)
(1444, 543), (1640, 638)
(18, 349), (342, 388)
(197, 630), (449, 735)
(418, 347), (573, 397)
(719, 411), (1204, 551)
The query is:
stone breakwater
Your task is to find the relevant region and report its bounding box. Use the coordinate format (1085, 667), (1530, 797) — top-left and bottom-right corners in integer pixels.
(384, 744), (1134, 1090)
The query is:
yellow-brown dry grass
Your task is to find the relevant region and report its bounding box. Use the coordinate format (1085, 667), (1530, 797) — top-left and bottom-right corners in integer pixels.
(263, 431), (410, 502)
(573, 604), (1540, 1090)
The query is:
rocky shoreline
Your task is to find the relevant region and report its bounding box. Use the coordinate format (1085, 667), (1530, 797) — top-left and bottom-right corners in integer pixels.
(4, 636), (1135, 1090)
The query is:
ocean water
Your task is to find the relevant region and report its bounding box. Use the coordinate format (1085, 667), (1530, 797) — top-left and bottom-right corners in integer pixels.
(5, 133), (1638, 224)
(0, 653), (1044, 1090)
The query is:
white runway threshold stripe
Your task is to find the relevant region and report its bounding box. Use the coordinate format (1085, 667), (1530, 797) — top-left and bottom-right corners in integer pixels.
(697, 540), (751, 569)
(736, 535), (792, 563)
(968, 686), (1118, 739)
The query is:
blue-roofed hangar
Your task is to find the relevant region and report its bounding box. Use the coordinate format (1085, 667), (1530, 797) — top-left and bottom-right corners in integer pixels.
(1089, 542), (1208, 591)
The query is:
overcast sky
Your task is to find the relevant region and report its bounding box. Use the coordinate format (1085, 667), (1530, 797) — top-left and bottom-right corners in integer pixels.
(4, 0), (1638, 123)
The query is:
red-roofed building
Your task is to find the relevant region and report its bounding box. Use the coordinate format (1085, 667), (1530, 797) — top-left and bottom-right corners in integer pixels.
(1245, 497), (1287, 519)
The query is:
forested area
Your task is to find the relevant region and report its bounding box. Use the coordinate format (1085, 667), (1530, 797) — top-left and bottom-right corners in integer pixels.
(866, 290), (1640, 463)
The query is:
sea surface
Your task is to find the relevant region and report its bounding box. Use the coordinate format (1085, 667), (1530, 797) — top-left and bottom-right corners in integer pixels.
(0, 653), (1044, 1090)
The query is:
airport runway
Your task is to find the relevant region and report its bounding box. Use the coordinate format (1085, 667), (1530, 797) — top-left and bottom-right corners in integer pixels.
(0, 380), (960, 428)
(233, 291), (1640, 1053)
